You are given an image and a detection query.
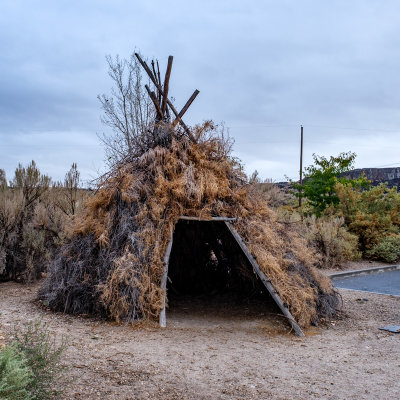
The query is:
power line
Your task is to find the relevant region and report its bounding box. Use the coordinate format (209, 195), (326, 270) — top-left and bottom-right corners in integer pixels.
(303, 124), (400, 133)
(229, 123), (298, 128)
(372, 162), (400, 168)
(229, 123), (400, 133)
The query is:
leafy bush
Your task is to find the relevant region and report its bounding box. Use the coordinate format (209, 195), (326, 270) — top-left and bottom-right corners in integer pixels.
(303, 215), (360, 268)
(0, 345), (33, 400)
(287, 150), (400, 264)
(12, 321), (67, 400)
(366, 235), (400, 263)
(293, 152), (369, 216)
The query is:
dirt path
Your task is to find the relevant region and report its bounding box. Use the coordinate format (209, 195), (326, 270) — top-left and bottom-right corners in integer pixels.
(1, 280), (399, 400)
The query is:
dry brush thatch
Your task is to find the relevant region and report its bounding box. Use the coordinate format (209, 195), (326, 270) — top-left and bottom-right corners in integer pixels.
(40, 122), (339, 328)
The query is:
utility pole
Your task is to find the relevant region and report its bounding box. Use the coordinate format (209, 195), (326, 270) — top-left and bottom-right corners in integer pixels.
(299, 125), (303, 208)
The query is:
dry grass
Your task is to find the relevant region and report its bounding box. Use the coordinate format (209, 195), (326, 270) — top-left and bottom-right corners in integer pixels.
(40, 122), (339, 328)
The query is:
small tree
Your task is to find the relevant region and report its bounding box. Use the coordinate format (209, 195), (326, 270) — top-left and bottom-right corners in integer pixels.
(98, 54), (154, 164)
(12, 161), (51, 211)
(53, 163), (81, 216)
(294, 152), (369, 215)
(64, 162), (80, 215)
(0, 169), (6, 190)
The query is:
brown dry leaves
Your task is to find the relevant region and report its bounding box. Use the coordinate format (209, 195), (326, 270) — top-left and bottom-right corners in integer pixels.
(58, 122), (337, 327)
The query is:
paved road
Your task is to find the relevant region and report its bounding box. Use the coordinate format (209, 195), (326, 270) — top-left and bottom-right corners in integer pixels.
(332, 269), (400, 296)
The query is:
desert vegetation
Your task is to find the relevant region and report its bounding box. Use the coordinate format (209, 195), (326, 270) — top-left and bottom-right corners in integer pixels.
(2, 51), (398, 335)
(253, 151), (400, 268)
(0, 320), (67, 400)
(0, 162), (89, 282)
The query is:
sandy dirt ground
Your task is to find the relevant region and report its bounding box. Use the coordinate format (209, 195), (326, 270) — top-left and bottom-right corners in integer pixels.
(1, 267), (399, 400)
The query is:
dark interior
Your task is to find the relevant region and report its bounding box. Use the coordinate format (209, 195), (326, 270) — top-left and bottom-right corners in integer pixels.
(166, 220), (280, 314)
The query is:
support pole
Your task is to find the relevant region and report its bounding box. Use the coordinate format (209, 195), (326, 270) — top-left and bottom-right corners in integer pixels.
(161, 56), (173, 117)
(171, 90), (200, 128)
(145, 85), (163, 120)
(223, 222), (305, 337)
(299, 125), (303, 208)
(159, 230), (174, 328)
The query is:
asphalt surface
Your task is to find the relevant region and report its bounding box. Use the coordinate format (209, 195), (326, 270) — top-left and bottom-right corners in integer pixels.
(332, 269), (400, 296)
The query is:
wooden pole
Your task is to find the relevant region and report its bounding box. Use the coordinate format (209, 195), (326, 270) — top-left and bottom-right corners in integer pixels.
(171, 90), (200, 128)
(161, 56), (173, 117)
(135, 53), (198, 142)
(135, 53), (158, 85)
(156, 60), (162, 95)
(299, 125), (303, 208)
(179, 216), (236, 222)
(160, 230), (174, 328)
(145, 84), (163, 120)
(151, 60), (160, 100)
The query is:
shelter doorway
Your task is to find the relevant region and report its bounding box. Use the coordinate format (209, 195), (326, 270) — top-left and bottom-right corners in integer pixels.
(165, 219), (282, 326)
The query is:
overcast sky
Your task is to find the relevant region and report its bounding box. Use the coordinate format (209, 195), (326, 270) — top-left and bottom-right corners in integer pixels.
(1, 1), (400, 184)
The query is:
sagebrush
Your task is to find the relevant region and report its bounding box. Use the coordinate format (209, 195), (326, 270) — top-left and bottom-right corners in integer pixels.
(0, 162), (88, 282)
(303, 215), (360, 269)
(367, 235), (400, 263)
(0, 345), (33, 400)
(0, 321), (67, 400)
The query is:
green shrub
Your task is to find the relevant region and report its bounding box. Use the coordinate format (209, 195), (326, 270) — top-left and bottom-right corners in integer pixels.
(13, 321), (67, 400)
(0, 345), (33, 400)
(367, 235), (400, 263)
(336, 183), (400, 258)
(292, 152), (369, 216)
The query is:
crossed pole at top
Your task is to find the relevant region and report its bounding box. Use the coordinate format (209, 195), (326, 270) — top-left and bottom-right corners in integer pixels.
(135, 53), (199, 143)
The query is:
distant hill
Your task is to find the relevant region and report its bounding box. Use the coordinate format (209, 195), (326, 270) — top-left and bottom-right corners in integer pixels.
(344, 167), (400, 190)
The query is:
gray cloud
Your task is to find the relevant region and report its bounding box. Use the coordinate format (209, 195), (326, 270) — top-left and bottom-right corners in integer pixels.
(1, 0), (400, 182)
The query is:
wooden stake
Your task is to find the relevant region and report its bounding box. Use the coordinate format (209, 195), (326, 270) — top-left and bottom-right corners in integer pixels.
(159, 230), (174, 328)
(135, 53), (198, 142)
(179, 216), (236, 222)
(157, 60), (162, 103)
(151, 60), (160, 100)
(145, 84), (163, 120)
(161, 56), (173, 117)
(135, 53), (157, 86)
(299, 125), (303, 208)
(171, 90), (200, 128)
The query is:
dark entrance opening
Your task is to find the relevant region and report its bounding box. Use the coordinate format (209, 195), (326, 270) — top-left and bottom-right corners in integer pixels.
(166, 220), (282, 323)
